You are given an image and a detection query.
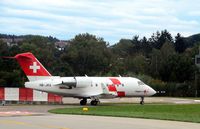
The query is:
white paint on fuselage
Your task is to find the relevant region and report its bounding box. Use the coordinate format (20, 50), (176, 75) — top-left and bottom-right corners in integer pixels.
(25, 76), (156, 98)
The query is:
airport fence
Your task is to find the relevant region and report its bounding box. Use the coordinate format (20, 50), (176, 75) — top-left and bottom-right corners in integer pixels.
(0, 87), (63, 105)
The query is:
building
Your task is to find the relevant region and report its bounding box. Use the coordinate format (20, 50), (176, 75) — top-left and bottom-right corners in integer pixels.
(55, 40), (70, 51)
(0, 37), (24, 46)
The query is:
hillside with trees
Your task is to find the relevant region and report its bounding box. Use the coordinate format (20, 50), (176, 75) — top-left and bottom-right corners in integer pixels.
(0, 30), (200, 97)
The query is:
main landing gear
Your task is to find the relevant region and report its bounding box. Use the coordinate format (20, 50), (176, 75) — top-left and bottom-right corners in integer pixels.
(90, 99), (99, 106)
(80, 98), (87, 105)
(79, 98), (100, 106)
(140, 96), (144, 105)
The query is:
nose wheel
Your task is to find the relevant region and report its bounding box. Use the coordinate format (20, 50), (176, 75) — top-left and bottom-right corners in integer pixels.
(140, 97), (144, 105)
(80, 98), (87, 105)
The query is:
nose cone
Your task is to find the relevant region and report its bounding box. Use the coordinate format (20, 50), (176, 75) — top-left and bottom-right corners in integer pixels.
(146, 85), (156, 96)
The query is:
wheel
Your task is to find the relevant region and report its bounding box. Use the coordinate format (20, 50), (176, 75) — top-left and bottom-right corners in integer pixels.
(140, 97), (144, 105)
(90, 100), (98, 106)
(80, 99), (87, 105)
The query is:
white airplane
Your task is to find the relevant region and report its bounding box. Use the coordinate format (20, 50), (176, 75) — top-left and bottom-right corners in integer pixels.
(12, 52), (156, 105)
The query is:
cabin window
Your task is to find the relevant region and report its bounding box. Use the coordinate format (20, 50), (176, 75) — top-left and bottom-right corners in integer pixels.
(96, 84), (98, 87)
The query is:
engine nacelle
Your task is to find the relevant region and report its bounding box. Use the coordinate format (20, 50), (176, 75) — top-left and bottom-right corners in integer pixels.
(75, 77), (92, 88)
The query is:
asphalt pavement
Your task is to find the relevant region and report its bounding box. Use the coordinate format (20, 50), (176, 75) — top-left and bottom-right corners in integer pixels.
(0, 113), (200, 129)
(0, 97), (200, 129)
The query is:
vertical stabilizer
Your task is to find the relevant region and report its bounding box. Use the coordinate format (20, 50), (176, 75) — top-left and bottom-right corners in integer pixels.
(15, 52), (52, 81)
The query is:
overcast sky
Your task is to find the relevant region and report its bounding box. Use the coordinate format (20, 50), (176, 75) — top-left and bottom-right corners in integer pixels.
(0, 0), (199, 44)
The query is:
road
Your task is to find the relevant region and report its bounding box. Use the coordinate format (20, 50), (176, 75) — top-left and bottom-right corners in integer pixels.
(0, 104), (200, 129)
(0, 113), (200, 129)
(62, 97), (200, 104)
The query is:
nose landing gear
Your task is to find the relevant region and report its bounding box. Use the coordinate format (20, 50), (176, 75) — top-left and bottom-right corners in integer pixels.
(140, 96), (144, 105)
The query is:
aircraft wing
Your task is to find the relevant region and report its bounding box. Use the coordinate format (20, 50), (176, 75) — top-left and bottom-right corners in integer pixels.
(55, 80), (118, 98)
(55, 81), (76, 89)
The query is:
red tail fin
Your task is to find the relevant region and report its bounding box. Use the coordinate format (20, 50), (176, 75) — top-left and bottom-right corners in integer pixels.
(15, 52), (51, 81)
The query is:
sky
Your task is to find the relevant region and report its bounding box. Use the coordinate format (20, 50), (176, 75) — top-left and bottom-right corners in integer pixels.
(0, 0), (200, 44)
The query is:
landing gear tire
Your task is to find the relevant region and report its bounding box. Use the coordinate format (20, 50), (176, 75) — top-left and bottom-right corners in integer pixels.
(90, 100), (98, 106)
(140, 97), (144, 105)
(80, 98), (87, 105)
(140, 101), (144, 105)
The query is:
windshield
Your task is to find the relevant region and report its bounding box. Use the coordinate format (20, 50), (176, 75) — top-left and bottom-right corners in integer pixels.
(138, 81), (145, 86)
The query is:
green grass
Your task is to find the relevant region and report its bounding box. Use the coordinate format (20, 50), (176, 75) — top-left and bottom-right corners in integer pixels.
(49, 104), (200, 123)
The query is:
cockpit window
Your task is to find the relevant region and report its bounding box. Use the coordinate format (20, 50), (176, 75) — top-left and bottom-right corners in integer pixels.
(138, 81), (145, 86)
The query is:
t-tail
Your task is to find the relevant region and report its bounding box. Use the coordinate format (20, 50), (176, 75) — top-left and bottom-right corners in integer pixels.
(14, 52), (52, 81)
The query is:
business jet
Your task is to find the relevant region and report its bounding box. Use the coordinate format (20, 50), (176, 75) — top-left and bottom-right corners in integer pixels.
(11, 52), (156, 105)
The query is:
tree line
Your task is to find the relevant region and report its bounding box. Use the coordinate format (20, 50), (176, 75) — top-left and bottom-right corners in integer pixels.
(0, 30), (200, 97)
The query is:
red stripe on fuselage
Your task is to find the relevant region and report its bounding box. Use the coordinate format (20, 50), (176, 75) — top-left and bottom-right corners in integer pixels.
(108, 78), (126, 96)
(117, 91), (125, 97)
(0, 88), (4, 100)
(108, 78), (121, 92)
(109, 78), (121, 85)
(108, 85), (117, 92)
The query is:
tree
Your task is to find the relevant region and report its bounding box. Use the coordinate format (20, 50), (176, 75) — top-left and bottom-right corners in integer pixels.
(126, 55), (148, 74)
(62, 33), (112, 76)
(159, 41), (176, 81)
(160, 40), (176, 58)
(0, 40), (9, 56)
(149, 30), (174, 49)
(111, 39), (134, 57)
(0, 41), (24, 87)
(140, 36), (152, 56)
(175, 33), (186, 53)
(160, 54), (194, 82)
(149, 41), (176, 80)
(149, 48), (162, 78)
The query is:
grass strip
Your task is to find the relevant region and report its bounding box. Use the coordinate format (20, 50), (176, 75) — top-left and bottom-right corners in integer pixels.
(49, 104), (200, 123)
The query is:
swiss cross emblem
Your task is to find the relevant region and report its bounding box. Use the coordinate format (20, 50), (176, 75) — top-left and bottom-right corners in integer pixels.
(29, 62), (40, 73)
